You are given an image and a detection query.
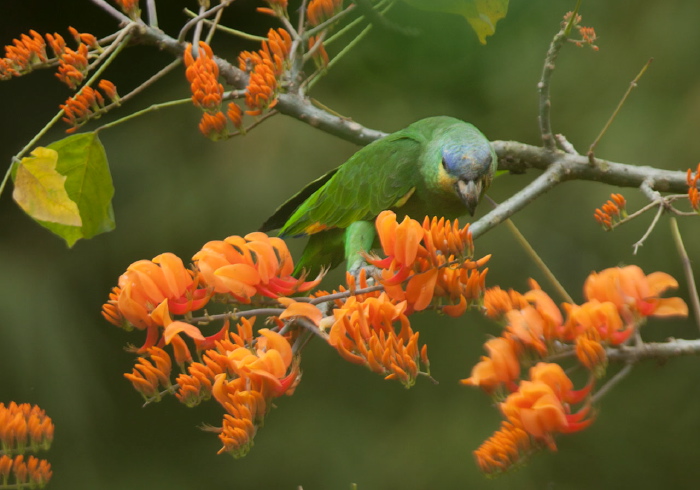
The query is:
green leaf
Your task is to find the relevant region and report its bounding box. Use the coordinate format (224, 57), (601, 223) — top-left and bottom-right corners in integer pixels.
(13, 132), (116, 247)
(401, 0), (509, 44)
(12, 147), (82, 227)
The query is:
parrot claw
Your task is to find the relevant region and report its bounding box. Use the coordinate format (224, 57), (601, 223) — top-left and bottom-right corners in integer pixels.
(348, 261), (381, 287)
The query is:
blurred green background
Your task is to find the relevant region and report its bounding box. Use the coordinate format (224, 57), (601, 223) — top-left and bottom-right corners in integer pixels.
(2, 1), (700, 488)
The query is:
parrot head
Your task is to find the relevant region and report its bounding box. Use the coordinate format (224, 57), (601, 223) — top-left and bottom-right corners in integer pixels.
(441, 140), (496, 216)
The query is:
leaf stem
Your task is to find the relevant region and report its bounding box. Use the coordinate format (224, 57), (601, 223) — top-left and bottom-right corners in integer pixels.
(588, 58), (653, 164)
(669, 217), (700, 333)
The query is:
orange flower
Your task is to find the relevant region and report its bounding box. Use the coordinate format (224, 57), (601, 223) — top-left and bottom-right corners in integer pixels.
(0, 455), (52, 488)
(594, 193), (626, 230)
(306, 0), (343, 27)
(238, 28), (292, 115)
(473, 421), (532, 475)
(98, 79), (119, 101)
(504, 305), (552, 355)
(563, 299), (631, 345)
(483, 286), (529, 319)
(422, 216), (473, 259)
(60, 82), (118, 132)
(308, 35), (329, 68)
(124, 346), (173, 401)
(198, 111), (228, 140)
(195, 325), (299, 457)
(193, 232), (323, 303)
(328, 293), (427, 387)
(0, 402), (54, 455)
(500, 377), (592, 450)
(68, 26), (99, 49)
(688, 163), (700, 211)
(184, 42), (224, 112)
(114, 0), (141, 19)
(227, 102), (243, 130)
(105, 253), (210, 353)
(55, 43), (89, 89)
(369, 211), (490, 313)
(0, 30), (47, 79)
(528, 362), (591, 405)
(575, 327), (608, 376)
(460, 336), (521, 395)
(278, 298), (324, 327)
(583, 265), (688, 323)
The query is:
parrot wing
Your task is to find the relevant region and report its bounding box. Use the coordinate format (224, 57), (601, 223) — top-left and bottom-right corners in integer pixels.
(270, 131), (425, 237)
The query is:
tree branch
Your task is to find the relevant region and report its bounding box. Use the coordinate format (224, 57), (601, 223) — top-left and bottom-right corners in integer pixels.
(110, 21), (692, 204)
(606, 338), (700, 363)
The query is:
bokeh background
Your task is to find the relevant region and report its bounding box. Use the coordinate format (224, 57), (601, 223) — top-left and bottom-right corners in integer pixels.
(2, 1), (700, 488)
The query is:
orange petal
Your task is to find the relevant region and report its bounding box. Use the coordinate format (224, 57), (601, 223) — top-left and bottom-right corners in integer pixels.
(164, 321), (205, 344)
(279, 301), (324, 326)
(652, 297), (689, 317)
(405, 268), (438, 311)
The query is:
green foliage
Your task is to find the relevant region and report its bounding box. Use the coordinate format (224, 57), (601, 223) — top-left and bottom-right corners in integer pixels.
(12, 132), (115, 247)
(401, 0), (509, 43)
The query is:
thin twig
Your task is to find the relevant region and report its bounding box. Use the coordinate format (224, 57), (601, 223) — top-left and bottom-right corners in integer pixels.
(146, 0), (158, 27)
(89, 0), (135, 25)
(538, 0), (581, 150)
(591, 363), (633, 403)
(305, 4), (358, 39)
(183, 9), (267, 41)
(494, 207), (574, 303)
(588, 58), (653, 165)
(471, 163), (567, 239)
(670, 217), (700, 333)
(178, 0), (236, 42)
(633, 202), (665, 254)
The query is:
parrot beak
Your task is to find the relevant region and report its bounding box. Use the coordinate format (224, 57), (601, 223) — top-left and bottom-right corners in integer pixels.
(457, 179), (482, 216)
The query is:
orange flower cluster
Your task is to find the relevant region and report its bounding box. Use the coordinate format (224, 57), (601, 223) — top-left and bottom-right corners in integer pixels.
(367, 211), (490, 314)
(474, 363), (592, 475)
(238, 28), (292, 116)
(583, 265), (688, 324)
(114, 0), (141, 19)
(194, 232), (323, 303)
(466, 265), (688, 474)
(0, 30), (47, 79)
(101, 252), (211, 352)
(174, 319), (299, 457)
(124, 346), (173, 401)
(564, 12), (599, 51)
(688, 163), (700, 211)
(183, 42), (236, 140)
(306, 0), (344, 27)
(0, 402), (53, 488)
(60, 80), (119, 132)
(0, 455), (52, 489)
(327, 293), (429, 388)
(0, 27), (100, 84)
(184, 42), (223, 112)
(593, 193), (626, 230)
(0, 402), (54, 455)
(574, 26), (599, 50)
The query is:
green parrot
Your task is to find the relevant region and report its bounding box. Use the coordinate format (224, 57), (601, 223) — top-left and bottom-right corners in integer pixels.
(260, 116), (497, 275)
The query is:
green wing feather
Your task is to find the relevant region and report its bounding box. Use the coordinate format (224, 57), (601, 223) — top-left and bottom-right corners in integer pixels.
(278, 131), (425, 237)
(260, 168), (338, 232)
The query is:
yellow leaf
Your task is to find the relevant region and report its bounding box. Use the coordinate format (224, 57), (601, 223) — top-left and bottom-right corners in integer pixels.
(12, 147), (82, 226)
(402, 0), (509, 44)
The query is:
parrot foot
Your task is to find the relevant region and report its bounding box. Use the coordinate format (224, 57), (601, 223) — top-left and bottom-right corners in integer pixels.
(348, 262), (381, 287)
